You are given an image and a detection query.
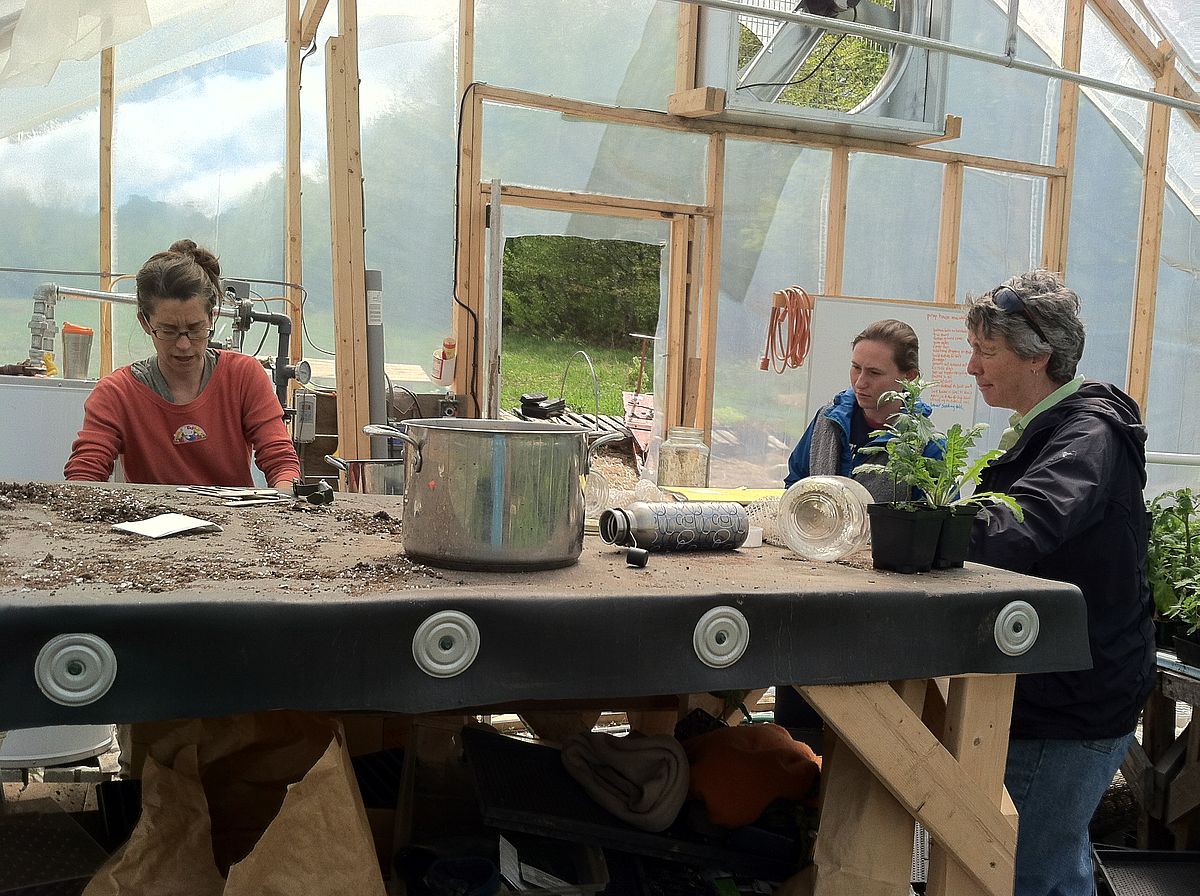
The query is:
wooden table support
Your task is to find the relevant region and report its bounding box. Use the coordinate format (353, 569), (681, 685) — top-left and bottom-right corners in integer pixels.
(800, 675), (1017, 896)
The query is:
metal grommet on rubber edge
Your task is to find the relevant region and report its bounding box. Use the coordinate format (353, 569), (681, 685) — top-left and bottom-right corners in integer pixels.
(412, 610), (480, 678)
(693, 606), (750, 669)
(35, 633), (118, 706)
(994, 600), (1040, 656)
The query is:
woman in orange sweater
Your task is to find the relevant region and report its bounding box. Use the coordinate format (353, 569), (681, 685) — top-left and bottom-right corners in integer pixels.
(65, 240), (300, 489)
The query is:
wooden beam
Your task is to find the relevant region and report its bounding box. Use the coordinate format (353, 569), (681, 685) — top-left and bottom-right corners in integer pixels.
(325, 30), (371, 461)
(285, 0), (304, 365)
(934, 162), (964, 304)
(299, 0), (331, 48)
(662, 215), (691, 431)
(473, 84), (1064, 179)
(668, 86), (726, 119)
(906, 114), (963, 146)
(1042, 0), (1084, 274)
(824, 147), (848, 297)
(926, 675), (1016, 896)
(1088, 0), (1200, 129)
(675, 1), (700, 95)
(98, 47), (114, 377)
(695, 133), (725, 445)
(479, 184), (710, 220)
(801, 682), (1016, 896)
(809, 680), (927, 893)
(453, 1), (481, 414)
(1126, 42), (1175, 412)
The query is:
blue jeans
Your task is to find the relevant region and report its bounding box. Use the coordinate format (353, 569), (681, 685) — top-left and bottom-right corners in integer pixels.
(1004, 734), (1134, 896)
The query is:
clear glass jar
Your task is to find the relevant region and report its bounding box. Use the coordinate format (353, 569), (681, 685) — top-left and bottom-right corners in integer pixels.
(657, 426), (710, 488)
(777, 475), (873, 562)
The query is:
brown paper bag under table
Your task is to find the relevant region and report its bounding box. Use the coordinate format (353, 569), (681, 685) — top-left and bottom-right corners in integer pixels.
(84, 710), (386, 896)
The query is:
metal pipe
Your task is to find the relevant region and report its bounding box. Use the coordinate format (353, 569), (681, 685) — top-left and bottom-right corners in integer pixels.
(1147, 452), (1200, 468)
(364, 269), (388, 457)
(678, 0), (1200, 116)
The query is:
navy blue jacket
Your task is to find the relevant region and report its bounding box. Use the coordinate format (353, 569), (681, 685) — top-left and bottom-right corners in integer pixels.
(784, 388), (944, 490)
(969, 381), (1155, 739)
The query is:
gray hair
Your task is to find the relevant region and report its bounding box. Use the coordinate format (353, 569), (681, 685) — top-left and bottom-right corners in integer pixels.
(965, 269), (1086, 384)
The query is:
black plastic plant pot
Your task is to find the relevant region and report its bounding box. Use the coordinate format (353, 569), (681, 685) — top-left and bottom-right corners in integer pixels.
(933, 506), (980, 569)
(1174, 632), (1200, 669)
(867, 504), (947, 573)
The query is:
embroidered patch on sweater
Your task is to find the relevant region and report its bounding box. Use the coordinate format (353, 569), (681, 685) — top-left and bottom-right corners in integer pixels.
(173, 424), (208, 444)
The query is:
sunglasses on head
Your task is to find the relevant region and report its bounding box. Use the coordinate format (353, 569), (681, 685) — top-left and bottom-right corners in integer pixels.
(992, 286), (1050, 344)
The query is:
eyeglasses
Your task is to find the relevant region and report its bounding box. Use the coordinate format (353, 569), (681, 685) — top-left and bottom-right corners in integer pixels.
(992, 286), (1050, 345)
(146, 324), (214, 343)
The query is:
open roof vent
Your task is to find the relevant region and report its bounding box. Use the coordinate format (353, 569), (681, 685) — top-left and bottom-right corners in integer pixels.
(696, 0), (953, 143)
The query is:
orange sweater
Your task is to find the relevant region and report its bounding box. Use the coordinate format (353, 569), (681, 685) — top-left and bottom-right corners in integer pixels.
(65, 351), (300, 488)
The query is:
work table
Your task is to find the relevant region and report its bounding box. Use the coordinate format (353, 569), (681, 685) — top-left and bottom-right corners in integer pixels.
(1, 480), (1090, 895)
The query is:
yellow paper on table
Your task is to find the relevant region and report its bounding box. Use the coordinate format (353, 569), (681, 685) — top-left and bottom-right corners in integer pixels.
(660, 486), (785, 504)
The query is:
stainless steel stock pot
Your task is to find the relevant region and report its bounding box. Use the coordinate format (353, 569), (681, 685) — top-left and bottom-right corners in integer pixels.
(364, 419), (622, 571)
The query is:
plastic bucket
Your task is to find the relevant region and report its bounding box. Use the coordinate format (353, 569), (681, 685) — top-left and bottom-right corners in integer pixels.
(62, 322), (94, 380)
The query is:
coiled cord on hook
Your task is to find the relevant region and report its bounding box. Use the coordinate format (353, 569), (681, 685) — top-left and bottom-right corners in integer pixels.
(761, 286), (814, 372)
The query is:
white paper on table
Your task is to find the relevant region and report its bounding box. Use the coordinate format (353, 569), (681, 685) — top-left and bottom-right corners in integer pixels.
(112, 513), (223, 538)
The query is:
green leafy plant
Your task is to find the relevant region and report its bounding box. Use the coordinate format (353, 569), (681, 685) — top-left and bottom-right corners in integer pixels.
(1147, 488), (1200, 634)
(857, 378), (1024, 519)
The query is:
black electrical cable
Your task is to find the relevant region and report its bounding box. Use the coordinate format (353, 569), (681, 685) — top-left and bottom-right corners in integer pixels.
(452, 82), (482, 417)
(737, 7), (858, 92)
(385, 375), (424, 421)
(247, 288), (272, 357)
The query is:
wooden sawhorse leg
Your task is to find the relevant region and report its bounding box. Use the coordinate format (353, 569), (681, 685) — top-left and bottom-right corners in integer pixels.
(800, 675), (1017, 896)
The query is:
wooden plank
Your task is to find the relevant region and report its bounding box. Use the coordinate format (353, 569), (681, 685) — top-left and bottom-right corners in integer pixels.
(934, 162), (963, 305)
(453, 82), (484, 415)
(695, 134), (724, 446)
(663, 216), (691, 431)
(285, 0), (304, 365)
(482, 184), (711, 219)
(801, 682), (1016, 896)
(926, 675), (1015, 896)
(473, 84), (1064, 179)
(1126, 43), (1175, 412)
(325, 34), (371, 461)
(668, 86), (726, 119)
(1041, 0), (1084, 274)
(675, 1), (699, 95)
(823, 147), (848, 297)
(299, 0), (331, 48)
(681, 217), (701, 427)
(810, 680), (925, 895)
(906, 114), (962, 146)
(98, 47), (114, 377)
(1087, 0), (1199, 129)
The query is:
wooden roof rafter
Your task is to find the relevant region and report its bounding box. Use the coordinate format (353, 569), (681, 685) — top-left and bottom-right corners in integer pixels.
(1088, 0), (1200, 129)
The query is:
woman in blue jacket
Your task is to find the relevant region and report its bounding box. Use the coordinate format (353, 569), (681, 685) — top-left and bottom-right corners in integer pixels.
(784, 318), (943, 501)
(777, 319), (944, 736)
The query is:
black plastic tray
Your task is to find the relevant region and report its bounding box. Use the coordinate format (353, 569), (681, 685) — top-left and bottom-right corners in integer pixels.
(1094, 847), (1200, 896)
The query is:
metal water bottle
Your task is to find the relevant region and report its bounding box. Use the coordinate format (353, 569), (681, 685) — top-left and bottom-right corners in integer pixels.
(598, 501), (749, 551)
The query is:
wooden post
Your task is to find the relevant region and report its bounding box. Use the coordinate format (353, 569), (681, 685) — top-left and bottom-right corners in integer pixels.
(1126, 42), (1175, 412)
(934, 161), (963, 304)
(824, 147), (848, 296)
(325, 5), (371, 461)
(926, 675), (1016, 895)
(695, 133), (724, 444)
(285, 0), (304, 365)
(98, 47), (115, 376)
(453, 0), (482, 415)
(1040, 0), (1084, 275)
(662, 215), (691, 431)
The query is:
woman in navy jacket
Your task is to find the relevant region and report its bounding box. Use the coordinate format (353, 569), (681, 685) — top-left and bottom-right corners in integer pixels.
(966, 270), (1154, 896)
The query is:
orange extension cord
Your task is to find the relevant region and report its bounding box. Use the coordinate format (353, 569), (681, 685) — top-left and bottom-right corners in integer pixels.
(760, 286), (814, 372)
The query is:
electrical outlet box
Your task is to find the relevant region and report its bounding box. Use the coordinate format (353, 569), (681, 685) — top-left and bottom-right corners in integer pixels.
(438, 396), (459, 417)
(293, 389), (317, 442)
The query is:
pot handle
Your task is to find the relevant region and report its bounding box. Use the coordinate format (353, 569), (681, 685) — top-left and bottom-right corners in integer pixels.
(323, 454), (349, 472)
(362, 424), (422, 473)
(585, 430), (625, 475)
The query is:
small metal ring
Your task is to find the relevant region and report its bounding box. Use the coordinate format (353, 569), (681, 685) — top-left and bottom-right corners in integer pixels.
(693, 606), (750, 669)
(412, 610), (480, 678)
(994, 600), (1040, 656)
(35, 633), (118, 706)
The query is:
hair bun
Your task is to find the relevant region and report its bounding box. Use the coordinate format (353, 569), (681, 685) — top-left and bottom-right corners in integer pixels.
(168, 238), (199, 256)
(166, 238), (220, 280)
